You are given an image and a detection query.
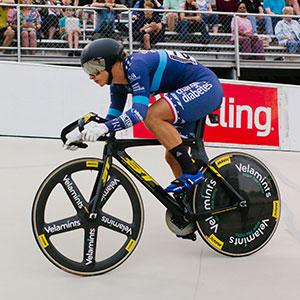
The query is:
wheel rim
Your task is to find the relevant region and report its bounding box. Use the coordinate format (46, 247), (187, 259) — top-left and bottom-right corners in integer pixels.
(32, 158), (144, 275)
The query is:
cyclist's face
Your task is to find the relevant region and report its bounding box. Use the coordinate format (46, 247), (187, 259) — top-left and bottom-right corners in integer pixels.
(89, 70), (109, 86)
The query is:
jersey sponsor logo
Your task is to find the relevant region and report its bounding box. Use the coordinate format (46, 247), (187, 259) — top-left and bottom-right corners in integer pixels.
(132, 82), (145, 92)
(120, 113), (133, 128)
(176, 82), (213, 103)
(128, 72), (140, 82)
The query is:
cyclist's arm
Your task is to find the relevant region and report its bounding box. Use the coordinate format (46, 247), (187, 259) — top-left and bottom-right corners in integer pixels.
(104, 60), (150, 132)
(105, 84), (128, 120)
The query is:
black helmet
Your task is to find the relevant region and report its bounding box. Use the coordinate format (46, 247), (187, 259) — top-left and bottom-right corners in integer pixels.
(81, 38), (124, 76)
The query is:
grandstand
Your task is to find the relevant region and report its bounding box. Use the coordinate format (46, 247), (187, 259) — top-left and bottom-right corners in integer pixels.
(0, 3), (300, 84)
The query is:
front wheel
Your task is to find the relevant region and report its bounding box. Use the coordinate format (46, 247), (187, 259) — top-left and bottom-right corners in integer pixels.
(32, 158), (144, 276)
(193, 152), (280, 257)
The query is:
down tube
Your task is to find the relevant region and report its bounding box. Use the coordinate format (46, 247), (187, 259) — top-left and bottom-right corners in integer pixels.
(115, 149), (184, 216)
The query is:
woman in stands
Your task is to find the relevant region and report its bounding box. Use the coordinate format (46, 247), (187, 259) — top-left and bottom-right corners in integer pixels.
(231, 1), (265, 60)
(11, 0), (41, 54)
(177, 0), (210, 43)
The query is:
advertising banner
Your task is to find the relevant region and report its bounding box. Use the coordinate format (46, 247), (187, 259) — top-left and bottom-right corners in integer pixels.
(133, 83), (280, 147)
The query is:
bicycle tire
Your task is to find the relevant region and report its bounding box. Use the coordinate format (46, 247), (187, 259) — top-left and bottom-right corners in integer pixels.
(32, 158), (144, 276)
(193, 152), (280, 257)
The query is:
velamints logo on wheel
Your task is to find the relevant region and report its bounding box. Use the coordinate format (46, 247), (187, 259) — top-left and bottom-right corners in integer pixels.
(133, 83), (279, 147)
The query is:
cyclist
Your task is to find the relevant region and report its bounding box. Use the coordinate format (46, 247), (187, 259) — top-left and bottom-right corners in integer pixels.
(64, 38), (223, 193)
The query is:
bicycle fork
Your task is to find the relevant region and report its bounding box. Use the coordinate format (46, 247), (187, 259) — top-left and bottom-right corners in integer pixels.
(88, 147), (113, 219)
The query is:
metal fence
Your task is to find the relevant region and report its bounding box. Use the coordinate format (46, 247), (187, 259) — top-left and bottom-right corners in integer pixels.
(1, 4), (300, 77)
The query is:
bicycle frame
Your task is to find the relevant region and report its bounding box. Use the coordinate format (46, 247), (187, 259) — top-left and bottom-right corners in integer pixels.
(87, 116), (247, 222)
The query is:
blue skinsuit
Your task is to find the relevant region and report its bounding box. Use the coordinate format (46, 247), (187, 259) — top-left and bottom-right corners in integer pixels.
(104, 50), (223, 137)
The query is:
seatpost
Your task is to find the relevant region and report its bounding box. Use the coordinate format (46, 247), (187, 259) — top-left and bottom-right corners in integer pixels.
(191, 117), (209, 166)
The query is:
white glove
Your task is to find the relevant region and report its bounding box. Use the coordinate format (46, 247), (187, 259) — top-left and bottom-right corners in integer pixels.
(81, 122), (109, 142)
(63, 127), (82, 151)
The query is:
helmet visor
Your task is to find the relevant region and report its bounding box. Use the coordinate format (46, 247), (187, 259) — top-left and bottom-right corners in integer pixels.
(82, 58), (106, 76)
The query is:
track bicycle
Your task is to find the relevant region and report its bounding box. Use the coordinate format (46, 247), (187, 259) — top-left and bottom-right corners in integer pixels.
(32, 114), (281, 276)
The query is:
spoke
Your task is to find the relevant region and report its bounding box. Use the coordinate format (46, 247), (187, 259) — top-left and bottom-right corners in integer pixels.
(60, 174), (89, 213)
(43, 215), (82, 236)
(83, 227), (98, 267)
(99, 211), (133, 237)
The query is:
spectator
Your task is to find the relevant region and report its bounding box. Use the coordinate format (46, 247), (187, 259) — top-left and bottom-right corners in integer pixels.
(73, 0), (94, 29)
(11, 0), (42, 54)
(91, 0), (127, 37)
(275, 6), (300, 61)
(244, 0), (273, 36)
(231, 1), (265, 59)
(0, 0), (15, 52)
(41, 0), (63, 39)
(216, 0), (238, 32)
(263, 0), (286, 30)
(286, 0), (300, 15)
(133, 0), (165, 49)
(163, 0), (182, 32)
(59, 6), (81, 56)
(197, 0), (219, 33)
(178, 0), (210, 42)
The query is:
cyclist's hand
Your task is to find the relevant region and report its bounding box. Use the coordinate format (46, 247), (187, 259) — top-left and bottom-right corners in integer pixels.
(63, 127), (82, 151)
(82, 122), (109, 142)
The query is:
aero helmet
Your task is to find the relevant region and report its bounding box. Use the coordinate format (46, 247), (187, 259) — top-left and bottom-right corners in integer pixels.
(80, 38), (124, 79)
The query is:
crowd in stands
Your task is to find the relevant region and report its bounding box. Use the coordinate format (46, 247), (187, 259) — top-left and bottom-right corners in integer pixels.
(1, 0), (300, 60)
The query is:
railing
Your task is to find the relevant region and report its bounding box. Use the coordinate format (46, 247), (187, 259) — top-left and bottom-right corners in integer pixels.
(0, 4), (300, 78)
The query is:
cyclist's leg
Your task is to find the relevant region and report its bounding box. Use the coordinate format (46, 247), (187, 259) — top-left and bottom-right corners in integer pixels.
(144, 99), (200, 189)
(145, 79), (223, 192)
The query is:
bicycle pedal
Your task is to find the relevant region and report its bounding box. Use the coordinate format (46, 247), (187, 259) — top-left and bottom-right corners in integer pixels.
(176, 232), (197, 242)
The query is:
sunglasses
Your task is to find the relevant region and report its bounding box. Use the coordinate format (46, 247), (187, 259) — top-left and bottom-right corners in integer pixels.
(82, 58), (106, 76)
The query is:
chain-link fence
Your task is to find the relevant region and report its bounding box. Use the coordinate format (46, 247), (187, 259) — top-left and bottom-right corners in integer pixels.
(0, 3), (300, 74)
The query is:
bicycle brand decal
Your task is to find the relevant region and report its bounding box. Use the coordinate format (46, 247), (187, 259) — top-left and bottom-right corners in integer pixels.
(38, 234), (49, 248)
(125, 239), (136, 252)
(121, 157), (159, 186)
(235, 163), (272, 198)
(215, 156), (231, 169)
(272, 200), (280, 219)
(229, 219), (270, 247)
(202, 178), (217, 211)
(102, 160), (110, 184)
(86, 160), (99, 168)
(207, 234), (224, 250)
(101, 215), (132, 235)
(205, 216), (219, 233)
(208, 166), (224, 179)
(85, 228), (96, 266)
(62, 175), (84, 209)
(102, 178), (120, 200)
(44, 220), (81, 234)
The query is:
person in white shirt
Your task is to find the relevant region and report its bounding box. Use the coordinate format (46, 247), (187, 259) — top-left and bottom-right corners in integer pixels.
(275, 6), (300, 59)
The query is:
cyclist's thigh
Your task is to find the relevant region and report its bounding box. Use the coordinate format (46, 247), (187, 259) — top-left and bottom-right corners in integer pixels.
(162, 78), (223, 124)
